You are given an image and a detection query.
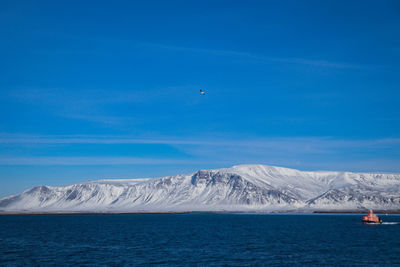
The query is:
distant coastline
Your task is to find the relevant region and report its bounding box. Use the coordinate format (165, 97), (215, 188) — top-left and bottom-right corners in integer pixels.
(1, 210), (400, 216)
(312, 210), (400, 214)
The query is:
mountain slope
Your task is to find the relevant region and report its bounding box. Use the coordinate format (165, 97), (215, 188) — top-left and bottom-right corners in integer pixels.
(1, 165), (399, 212)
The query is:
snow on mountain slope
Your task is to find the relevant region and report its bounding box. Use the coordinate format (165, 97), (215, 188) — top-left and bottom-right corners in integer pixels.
(1, 164), (399, 212)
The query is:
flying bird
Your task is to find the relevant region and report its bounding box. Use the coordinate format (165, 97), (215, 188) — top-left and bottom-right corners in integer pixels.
(200, 89), (205, 95)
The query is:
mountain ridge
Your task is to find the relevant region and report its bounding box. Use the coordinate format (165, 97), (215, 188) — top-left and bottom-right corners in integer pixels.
(1, 164), (399, 213)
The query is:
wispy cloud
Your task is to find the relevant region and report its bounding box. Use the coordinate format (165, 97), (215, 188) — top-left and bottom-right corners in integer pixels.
(5, 87), (167, 106)
(142, 42), (258, 59)
(3, 84), (203, 126)
(27, 30), (376, 70)
(271, 58), (372, 69)
(143, 42), (375, 70)
(3, 87), (179, 126)
(1, 133), (399, 172)
(26, 31), (378, 71)
(1, 133), (399, 148)
(0, 156), (214, 166)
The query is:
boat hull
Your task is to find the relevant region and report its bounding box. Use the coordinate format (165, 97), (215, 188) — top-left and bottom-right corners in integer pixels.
(362, 221), (382, 224)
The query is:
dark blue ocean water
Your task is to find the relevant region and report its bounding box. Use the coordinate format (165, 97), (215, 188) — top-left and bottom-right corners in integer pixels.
(0, 214), (400, 266)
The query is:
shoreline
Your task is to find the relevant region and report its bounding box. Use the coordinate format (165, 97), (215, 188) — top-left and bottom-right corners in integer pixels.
(312, 210), (400, 214)
(1, 210), (400, 215)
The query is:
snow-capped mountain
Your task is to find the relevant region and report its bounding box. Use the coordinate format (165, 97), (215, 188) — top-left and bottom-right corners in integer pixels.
(1, 165), (399, 212)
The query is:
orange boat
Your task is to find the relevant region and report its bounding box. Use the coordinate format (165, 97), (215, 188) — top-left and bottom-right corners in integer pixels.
(362, 210), (382, 224)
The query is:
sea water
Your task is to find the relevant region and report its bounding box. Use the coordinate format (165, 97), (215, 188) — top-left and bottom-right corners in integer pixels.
(0, 214), (399, 266)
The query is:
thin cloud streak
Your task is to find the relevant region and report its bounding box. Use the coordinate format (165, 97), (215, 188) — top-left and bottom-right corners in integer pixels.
(0, 134), (399, 172)
(271, 58), (373, 69)
(1, 134), (400, 164)
(0, 156), (218, 166)
(0, 156), (399, 174)
(1, 133), (399, 148)
(3, 86), (197, 126)
(26, 32), (377, 70)
(144, 42), (376, 70)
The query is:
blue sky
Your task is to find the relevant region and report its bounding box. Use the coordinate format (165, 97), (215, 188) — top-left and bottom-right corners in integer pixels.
(1, 0), (400, 197)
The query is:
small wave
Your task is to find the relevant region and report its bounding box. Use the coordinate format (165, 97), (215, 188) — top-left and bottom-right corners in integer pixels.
(381, 222), (400, 225)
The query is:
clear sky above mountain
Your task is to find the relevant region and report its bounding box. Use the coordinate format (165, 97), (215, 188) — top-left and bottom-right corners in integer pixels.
(1, 0), (399, 197)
